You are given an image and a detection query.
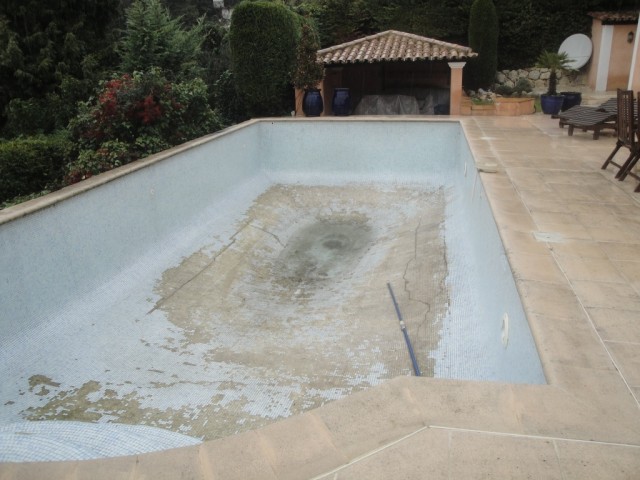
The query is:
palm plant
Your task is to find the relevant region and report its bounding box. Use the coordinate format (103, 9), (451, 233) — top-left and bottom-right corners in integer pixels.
(535, 50), (573, 96)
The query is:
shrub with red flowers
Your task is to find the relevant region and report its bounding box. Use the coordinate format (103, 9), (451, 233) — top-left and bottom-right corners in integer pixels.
(66, 68), (221, 183)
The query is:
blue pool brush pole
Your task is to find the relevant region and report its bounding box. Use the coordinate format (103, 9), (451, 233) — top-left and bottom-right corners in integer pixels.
(386, 282), (421, 377)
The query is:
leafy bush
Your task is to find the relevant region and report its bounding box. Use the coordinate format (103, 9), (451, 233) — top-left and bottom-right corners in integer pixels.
(514, 77), (532, 94)
(495, 77), (533, 97)
(67, 68), (221, 184)
(314, 0), (366, 47)
(0, 132), (73, 203)
(0, 0), (121, 130)
(494, 84), (513, 96)
(2, 76), (92, 137)
(212, 69), (248, 125)
(229, 1), (299, 117)
(2, 98), (56, 137)
(495, 0), (587, 70)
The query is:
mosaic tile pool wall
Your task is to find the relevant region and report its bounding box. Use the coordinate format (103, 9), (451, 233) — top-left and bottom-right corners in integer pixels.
(0, 120), (545, 428)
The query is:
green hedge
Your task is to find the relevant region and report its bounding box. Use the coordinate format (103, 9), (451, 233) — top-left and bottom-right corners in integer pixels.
(0, 133), (73, 204)
(229, 0), (299, 117)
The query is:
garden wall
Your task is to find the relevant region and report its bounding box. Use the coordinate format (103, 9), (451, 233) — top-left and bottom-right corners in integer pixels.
(495, 68), (588, 93)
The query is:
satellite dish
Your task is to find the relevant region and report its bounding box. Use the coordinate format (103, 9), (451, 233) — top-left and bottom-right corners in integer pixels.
(558, 34), (592, 69)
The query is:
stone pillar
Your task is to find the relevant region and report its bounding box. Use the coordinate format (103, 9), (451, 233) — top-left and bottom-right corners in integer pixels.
(628, 14), (640, 91)
(294, 88), (305, 117)
(448, 62), (466, 115)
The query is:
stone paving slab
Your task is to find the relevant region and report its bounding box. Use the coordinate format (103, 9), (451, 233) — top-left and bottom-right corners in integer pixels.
(312, 378), (424, 461)
(200, 430), (277, 480)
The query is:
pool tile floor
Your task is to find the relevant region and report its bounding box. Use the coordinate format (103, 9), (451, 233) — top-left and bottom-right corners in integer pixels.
(1, 113), (639, 479)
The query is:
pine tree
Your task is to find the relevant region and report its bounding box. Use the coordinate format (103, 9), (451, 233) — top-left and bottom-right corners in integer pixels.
(118, 0), (206, 80)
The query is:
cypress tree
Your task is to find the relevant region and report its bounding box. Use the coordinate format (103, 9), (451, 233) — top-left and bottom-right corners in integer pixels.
(292, 20), (324, 91)
(229, 1), (299, 117)
(466, 0), (498, 90)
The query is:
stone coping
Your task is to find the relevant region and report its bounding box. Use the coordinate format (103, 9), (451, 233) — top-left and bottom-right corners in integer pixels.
(0, 117), (453, 226)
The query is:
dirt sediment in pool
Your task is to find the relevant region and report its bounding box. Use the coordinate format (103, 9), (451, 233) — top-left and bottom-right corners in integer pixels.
(12, 184), (450, 441)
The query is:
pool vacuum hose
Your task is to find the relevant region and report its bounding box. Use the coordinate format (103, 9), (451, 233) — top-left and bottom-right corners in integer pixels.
(386, 282), (422, 377)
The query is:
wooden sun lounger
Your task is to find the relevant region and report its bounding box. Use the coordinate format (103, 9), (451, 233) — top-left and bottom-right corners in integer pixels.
(558, 98), (618, 139)
(563, 109), (617, 140)
(558, 98), (616, 124)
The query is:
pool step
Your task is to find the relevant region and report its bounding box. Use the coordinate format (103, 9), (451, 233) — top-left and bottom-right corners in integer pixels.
(0, 421), (200, 462)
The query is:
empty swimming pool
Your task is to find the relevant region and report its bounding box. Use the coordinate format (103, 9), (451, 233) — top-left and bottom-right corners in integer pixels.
(0, 119), (545, 459)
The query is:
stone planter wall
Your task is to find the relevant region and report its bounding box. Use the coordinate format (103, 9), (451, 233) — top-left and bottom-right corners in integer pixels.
(495, 68), (588, 94)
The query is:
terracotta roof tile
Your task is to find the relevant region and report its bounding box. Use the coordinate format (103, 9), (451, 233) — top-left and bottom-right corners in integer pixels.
(317, 30), (477, 65)
(588, 11), (639, 24)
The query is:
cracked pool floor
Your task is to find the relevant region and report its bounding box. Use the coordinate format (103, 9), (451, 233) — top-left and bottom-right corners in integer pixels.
(1, 184), (449, 441)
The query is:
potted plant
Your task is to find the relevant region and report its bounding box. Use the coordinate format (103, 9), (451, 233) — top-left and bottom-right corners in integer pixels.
(535, 50), (573, 115)
(292, 21), (325, 116)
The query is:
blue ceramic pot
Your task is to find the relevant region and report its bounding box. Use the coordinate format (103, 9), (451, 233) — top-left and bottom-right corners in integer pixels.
(303, 89), (323, 117)
(559, 91), (582, 111)
(332, 88), (351, 116)
(540, 94), (564, 115)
